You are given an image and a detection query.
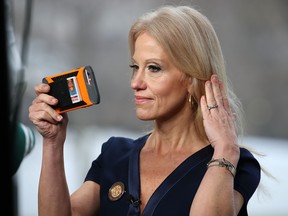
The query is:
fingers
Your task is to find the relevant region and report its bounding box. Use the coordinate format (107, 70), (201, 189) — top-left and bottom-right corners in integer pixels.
(210, 75), (223, 110)
(202, 74), (232, 114)
(204, 79), (218, 112)
(30, 84), (63, 124)
(34, 83), (50, 95)
(200, 95), (209, 117)
(32, 83), (58, 110)
(32, 92), (58, 107)
(29, 100), (62, 123)
(29, 105), (61, 126)
(203, 74), (221, 114)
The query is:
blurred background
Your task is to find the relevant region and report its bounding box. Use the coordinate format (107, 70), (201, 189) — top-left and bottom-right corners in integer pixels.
(6, 0), (288, 215)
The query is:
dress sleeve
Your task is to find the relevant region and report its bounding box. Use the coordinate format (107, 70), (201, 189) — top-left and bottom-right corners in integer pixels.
(84, 137), (114, 184)
(234, 148), (261, 214)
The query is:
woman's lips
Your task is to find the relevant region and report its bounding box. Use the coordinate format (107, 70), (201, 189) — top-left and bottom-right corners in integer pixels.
(134, 95), (152, 105)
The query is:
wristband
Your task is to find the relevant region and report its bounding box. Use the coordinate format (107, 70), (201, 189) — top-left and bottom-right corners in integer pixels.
(207, 158), (236, 177)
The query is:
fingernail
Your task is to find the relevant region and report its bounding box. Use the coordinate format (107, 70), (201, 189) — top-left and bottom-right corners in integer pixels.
(43, 85), (49, 91)
(212, 76), (219, 84)
(52, 98), (58, 103)
(57, 115), (63, 121)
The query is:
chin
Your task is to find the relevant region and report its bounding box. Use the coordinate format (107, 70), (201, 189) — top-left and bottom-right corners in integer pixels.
(136, 115), (153, 121)
(136, 112), (154, 121)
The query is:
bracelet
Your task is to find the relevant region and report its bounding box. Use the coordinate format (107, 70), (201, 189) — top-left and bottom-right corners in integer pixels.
(207, 158), (236, 178)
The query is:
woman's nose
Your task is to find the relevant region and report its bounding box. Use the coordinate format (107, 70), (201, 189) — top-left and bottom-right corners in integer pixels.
(131, 70), (146, 90)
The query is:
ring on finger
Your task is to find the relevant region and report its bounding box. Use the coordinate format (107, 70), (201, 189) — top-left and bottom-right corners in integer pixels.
(207, 104), (218, 111)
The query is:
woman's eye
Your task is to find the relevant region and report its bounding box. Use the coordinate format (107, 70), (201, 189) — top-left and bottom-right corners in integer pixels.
(148, 65), (161, 72)
(129, 64), (139, 71)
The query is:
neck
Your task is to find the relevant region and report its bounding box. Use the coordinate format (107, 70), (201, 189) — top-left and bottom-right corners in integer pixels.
(146, 116), (207, 154)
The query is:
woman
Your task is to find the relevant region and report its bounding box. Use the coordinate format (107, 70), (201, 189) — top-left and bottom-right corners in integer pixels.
(29, 5), (260, 216)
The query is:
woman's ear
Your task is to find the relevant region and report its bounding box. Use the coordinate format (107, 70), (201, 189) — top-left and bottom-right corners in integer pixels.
(187, 77), (198, 111)
(187, 77), (194, 95)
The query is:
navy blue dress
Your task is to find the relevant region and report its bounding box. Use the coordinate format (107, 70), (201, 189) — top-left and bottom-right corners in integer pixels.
(85, 134), (261, 216)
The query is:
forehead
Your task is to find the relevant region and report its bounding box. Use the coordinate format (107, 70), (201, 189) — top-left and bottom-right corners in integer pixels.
(133, 33), (166, 59)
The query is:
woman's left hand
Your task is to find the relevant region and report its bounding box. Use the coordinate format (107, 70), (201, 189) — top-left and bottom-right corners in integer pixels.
(200, 74), (240, 165)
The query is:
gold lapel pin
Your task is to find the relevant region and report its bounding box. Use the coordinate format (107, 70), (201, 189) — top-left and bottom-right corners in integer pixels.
(108, 181), (125, 201)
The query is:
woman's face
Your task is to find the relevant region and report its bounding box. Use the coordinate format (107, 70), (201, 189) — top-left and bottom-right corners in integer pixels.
(130, 32), (190, 121)
(67, 79), (74, 91)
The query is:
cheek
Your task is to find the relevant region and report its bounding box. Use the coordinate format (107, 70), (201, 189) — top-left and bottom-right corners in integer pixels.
(152, 79), (187, 103)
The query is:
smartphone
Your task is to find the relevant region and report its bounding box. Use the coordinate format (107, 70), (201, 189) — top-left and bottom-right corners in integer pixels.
(42, 65), (100, 113)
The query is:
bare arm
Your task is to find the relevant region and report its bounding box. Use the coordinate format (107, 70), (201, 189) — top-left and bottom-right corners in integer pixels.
(29, 84), (100, 216)
(71, 181), (100, 216)
(190, 75), (243, 215)
(39, 143), (100, 216)
(29, 83), (71, 215)
(39, 139), (71, 216)
(190, 154), (244, 215)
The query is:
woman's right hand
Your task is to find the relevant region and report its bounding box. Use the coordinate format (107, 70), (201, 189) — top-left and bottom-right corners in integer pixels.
(29, 83), (68, 145)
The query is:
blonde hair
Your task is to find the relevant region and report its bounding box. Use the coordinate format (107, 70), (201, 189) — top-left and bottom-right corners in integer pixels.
(129, 5), (244, 142)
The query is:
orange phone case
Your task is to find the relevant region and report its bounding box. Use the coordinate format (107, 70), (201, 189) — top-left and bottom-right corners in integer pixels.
(42, 65), (100, 113)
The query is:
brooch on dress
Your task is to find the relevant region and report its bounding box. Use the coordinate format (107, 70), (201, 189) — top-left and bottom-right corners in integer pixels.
(108, 181), (125, 201)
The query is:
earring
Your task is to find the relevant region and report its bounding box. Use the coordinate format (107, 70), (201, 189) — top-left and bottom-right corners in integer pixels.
(188, 94), (194, 108)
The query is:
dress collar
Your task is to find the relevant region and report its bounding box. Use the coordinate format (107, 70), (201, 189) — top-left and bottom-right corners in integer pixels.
(127, 134), (213, 216)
